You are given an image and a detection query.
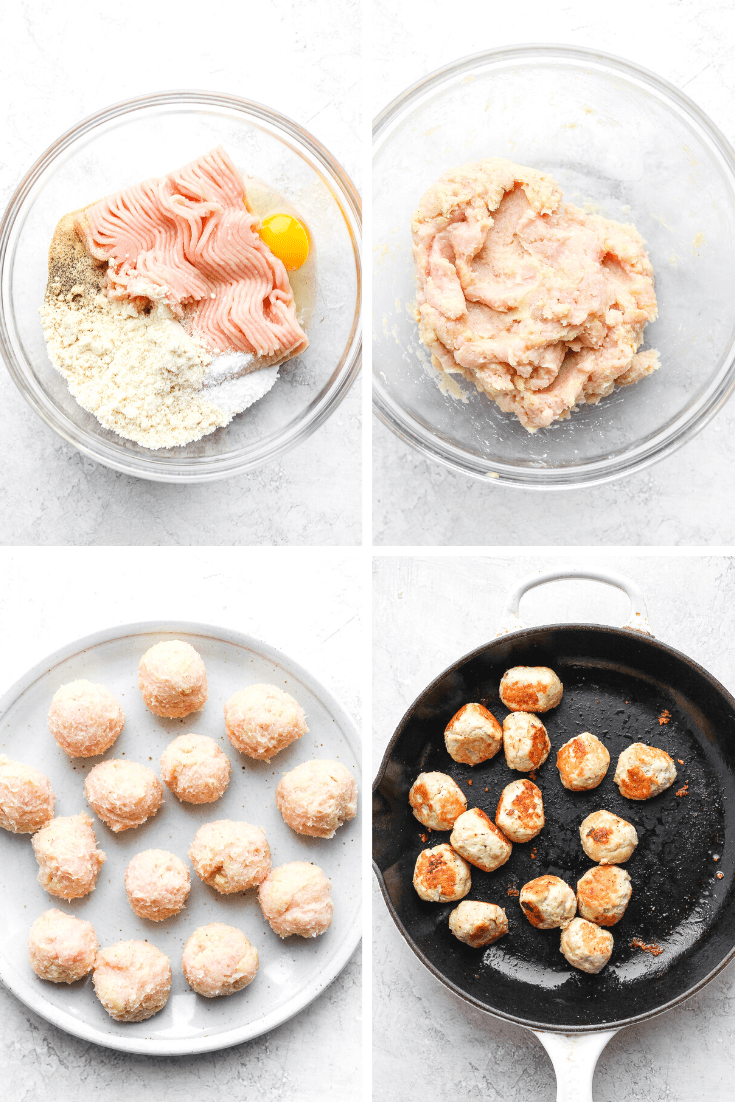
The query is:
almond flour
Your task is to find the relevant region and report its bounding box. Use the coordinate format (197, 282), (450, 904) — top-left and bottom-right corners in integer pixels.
(39, 285), (233, 449)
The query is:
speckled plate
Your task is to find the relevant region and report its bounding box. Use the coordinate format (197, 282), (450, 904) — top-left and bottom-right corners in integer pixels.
(0, 622), (361, 1055)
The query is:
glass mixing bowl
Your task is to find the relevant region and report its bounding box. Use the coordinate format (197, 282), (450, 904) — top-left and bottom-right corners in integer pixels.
(373, 46), (735, 488)
(0, 91), (361, 482)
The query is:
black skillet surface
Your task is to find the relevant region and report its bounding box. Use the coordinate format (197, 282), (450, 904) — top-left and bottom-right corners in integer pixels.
(373, 624), (735, 1032)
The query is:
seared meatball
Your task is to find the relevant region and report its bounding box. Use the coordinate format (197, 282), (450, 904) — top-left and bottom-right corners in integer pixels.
(413, 843), (471, 902)
(408, 772), (466, 831)
(579, 810), (638, 864)
(28, 909), (98, 983)
(444, 703), (503, 766)
(495, 779), (544, 843)
(276, 759), (357, 838)
(0, 755), (55, 834)
(32, 813), (106, 900)
(519, 875), (576, 930)
(93, 940), (171, 1021)
(224, 684), (307, 761)
(450, 807), (512, 872)
(577, 865), (632, 926)
(556, 732), (610, 791)
(84, 759), (163, 832)
(499, 667), (563, 713)
(614, 743), (677, 800)
(449, 901), (508, 947)
(560, 917), (613, 973)
(503, 713), (550, 771)
(47, 680), (124, 757)
(138, 640), (208, 718)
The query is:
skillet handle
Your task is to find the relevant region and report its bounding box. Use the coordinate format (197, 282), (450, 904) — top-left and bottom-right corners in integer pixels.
(534, 1030), (619, 1101)
(496, 567), (653, 637)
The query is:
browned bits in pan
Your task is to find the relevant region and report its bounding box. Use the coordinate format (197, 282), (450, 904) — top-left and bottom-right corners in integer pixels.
(630, 938), (663, 956)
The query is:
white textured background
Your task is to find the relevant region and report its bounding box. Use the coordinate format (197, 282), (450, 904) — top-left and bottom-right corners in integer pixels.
(0, 0), (361, 546)
(372, 0), (735, 545)
(0, 547), (362, 1101)
(372, 554), (735, 1100)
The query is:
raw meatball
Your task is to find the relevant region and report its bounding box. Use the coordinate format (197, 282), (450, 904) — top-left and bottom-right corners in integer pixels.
(450, 807), (512, 872)
(276, 759), (357, 838)
(614, 743), (677, 800)
(408, 772), (467, 831)
(560, 917), (614, 974)
(413, 843), (471, 902)
(258, 862), (333, 938)
(160, 734), (231, 804)
(449, 901), (508, 947)
(224, 684), (307, 761)
(444, 703), (503, 766)
(182, 923), (259, 997)
(557, 732), (610, 791)
(579, 810), (638, 864)
(499, 666), (563, 713)
(47, 680), (124, 757)
(125, 849), (190, 921)
(577, 865), (632, 926)
(503, 713), (550, 771)
(138, 640), (208, 718)
(189, 820), (271, 894)
(495, 779), (544, 843)
(520, 875), (576, 929)
(32, 812), (106, 899)
(93, 940), (171, 1022)
(84, 759), (163, 832)
(0, 755), (55, 834)
(28, 909), (98, 983)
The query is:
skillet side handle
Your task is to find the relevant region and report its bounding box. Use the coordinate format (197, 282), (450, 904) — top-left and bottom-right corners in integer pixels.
(495, 567), (653, 637)
(534, 1030), (618, 1102)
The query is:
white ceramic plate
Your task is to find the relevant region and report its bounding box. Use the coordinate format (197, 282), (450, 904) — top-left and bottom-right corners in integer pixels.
(0, 622), (361, 1055)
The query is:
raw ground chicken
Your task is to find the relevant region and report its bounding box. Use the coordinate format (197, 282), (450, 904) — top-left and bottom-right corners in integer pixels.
(28, 909), (98, 983)
(258, 862), (334, 938)
(124, 849), (191, 921)
(75, 147), (307, 360)
(0, 755), (55, 834)
(182, 923), (259, 997)
(412, 158), (659, 431)
(31, 812), (106, 900)
(93, 940), (171, 1022)
(276, 759), (357, 838)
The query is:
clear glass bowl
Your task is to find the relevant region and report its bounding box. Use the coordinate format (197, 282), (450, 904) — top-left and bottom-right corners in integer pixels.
(0, 91), (361, 482)
(373, 46), (735, 488)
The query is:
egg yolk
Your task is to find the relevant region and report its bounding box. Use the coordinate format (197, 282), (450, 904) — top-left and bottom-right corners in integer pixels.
(259, 213), (310, 271)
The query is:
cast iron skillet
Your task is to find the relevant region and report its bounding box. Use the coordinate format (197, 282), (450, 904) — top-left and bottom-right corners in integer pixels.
(373, 569), (735, 1099)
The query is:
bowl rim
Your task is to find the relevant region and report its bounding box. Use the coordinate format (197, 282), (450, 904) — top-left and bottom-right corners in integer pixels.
(0, 618), (362, 1055)
(372, 43), (735, 490)
(0, 90), (362, 484)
